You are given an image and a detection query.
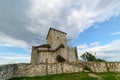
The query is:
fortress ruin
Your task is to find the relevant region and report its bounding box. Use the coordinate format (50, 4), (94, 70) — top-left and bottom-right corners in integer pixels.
(1, 28), (120, 80)
(31, 28), (78, 64)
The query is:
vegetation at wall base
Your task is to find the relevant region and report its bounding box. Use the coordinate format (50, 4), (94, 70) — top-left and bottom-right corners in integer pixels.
(81, 52), (105, 62)
(9, 72), (120, 80)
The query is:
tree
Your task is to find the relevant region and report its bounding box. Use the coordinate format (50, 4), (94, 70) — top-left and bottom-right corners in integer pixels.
(97, 58), (105, 62)
(81, 52), (105, 62)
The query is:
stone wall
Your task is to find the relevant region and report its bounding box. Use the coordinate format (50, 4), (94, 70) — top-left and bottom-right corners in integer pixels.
(0, 63), (83, 80)
(1, 62), (120, 80)
(31, 46), (38, 65)
(38, 52), (56, 64)
(84, 62), (120, 72)
(31, 28), (78, 64)
(47, 28), (67, 49)
(68, 47), (78, 62)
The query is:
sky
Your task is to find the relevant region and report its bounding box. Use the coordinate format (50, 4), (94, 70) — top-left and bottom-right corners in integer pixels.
(0, 0), (120, 65)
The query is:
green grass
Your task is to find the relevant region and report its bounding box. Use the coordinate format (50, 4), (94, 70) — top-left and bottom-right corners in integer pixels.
(96, 72), (120, 80)
(9, 72), (120, 80)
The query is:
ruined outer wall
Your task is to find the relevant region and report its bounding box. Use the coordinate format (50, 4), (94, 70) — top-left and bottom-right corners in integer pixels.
(84, 62), (120, 72)
(0, 63), (83, 80)
(1, 62), (120, 80)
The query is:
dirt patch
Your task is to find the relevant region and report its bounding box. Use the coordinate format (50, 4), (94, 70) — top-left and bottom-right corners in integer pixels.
(88, 73), (103, 80)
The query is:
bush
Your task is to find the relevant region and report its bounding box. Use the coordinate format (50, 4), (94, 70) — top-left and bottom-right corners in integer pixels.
(81, 52), (105, 62)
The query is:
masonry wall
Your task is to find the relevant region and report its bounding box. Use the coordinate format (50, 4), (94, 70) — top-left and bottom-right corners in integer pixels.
(31, 46), (38, 65)
(0, 63), (83, 80)
(58, 48), (68, 61)
(37, 52), (56, 64)
(85, 62), (120, 72)
(47, 29), (67, 49)
(68, 47), (78, 62)
(31, 28), (78, 64)
(1, 62), (120, 80)
(36, 48), (69, 64)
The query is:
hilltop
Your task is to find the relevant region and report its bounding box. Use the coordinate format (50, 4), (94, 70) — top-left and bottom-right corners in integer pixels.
(9, 72), (120, 80)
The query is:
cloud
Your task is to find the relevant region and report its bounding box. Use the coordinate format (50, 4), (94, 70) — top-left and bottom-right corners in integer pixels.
(0, 0), (46, 49)
(26, 0), (120, 44)
(0, 32), (29, 49)
(111, 31), (120, 36)
(77, 40), (120, 61)
(0, 0), (120, 49)
(0, 52), (30, 65)
(90, 42), (100, 47)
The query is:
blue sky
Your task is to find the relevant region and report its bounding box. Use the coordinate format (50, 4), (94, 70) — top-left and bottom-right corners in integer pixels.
(0, 0), (120, 65)
(75, 15), (120, 61)
(74, 16), (120, 46)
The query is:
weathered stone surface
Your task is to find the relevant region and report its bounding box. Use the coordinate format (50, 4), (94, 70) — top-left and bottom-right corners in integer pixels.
(1, 62), (120, 80)
(31, 28), (78, 65)
(1, 28), (120, 80)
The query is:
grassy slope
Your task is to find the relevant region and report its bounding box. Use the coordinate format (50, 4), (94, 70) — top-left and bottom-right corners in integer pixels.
(96, 72), (120, 80)
(9, 72), (120, 80)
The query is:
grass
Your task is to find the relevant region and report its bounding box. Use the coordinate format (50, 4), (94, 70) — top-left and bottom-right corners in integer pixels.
(97, 72), (120, 80)
(9, 72), (120, 80)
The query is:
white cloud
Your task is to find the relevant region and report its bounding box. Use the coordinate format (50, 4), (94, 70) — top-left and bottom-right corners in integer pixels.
(0, 0), (120, 64)
(26, 0), (120, 41)
(0, 32), (29, 49)
(0, 0), (120, 49)
(90, 42), (100, 47)
(77, 44), (88, 50)
(77, 40), (120, 61)
(111, 31), (120, 36)
(0, 52), (30, 65)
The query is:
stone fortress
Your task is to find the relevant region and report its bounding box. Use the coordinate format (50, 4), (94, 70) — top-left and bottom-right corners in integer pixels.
(1, 28), (120, 80)
(31, 28), (78, 64)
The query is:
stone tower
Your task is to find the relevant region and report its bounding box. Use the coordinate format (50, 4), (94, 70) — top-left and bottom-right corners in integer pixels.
(46, 28), (67, 49)
(31, 28), (78, 65)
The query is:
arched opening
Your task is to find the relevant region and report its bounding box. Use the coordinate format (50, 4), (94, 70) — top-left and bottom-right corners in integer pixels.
(56, 55), (65, 62)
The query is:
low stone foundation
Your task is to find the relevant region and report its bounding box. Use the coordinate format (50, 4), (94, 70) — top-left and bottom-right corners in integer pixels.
(0, 62), (120, 80)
